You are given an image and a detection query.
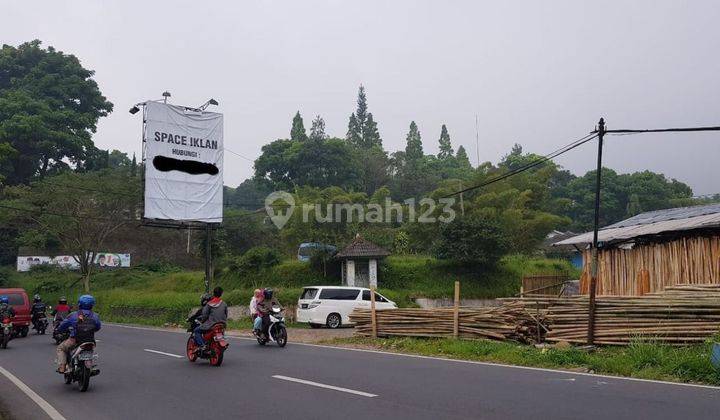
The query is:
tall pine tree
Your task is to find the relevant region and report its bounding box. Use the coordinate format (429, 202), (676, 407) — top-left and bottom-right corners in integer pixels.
(456, 145), (471, 169)
(437, 124), (453, 159)
(346, 85), (382, 148)
(309, 115), (327, 142)
(290, 111), (307, 142)
(131, 153), (137, 177)
(405, 121), (423, 161)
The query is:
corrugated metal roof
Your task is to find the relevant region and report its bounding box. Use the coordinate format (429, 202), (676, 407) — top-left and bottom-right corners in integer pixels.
(555, 204), (720, 247)
(606, 203), (720, 229)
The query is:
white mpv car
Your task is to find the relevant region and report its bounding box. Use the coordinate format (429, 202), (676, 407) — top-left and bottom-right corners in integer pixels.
(296, 286), (397, 328)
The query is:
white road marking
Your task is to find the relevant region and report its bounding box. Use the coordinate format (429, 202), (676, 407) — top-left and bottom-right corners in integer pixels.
(143, 349), (183, 358)
(272, 375), (377, 398)
(0, 365), (67, 420)
(107, 323), (720, 391)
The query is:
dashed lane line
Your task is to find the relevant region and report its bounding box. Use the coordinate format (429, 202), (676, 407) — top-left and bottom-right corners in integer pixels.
(143, 349), (184, 358)
(272, 375), (377, 398)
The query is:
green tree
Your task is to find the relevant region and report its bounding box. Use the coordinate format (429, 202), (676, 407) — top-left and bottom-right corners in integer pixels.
(0, 40), (113, 185)
(346, 85), (382, 148)
(290, 111), (308, 142)
(131, 153), (137, 178)
(456, 146), (471, 169)
(309, 115), (327, 142)
(254, 137), (362, 190)
(253, 139), (295, 188)
(438, 124), (454, 159)
(2, 169), (140, 291)
(435, 215), (509, 267)
(404, 121), (423, 161)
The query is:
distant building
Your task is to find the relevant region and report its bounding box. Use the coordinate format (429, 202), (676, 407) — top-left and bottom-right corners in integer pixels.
(555, 203), (720, 296)
(543, 230), (583, 269)
(336, 235), (390, 288)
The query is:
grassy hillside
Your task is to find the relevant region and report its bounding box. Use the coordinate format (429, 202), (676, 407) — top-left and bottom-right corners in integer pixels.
(0, 255), (578, 326)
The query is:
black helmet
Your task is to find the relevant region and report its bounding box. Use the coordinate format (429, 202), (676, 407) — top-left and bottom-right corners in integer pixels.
(263, 288), (274, 300)
(33, 294), (41, 302)
(59, 296), (67, 304)
(200, 293), (211, 306)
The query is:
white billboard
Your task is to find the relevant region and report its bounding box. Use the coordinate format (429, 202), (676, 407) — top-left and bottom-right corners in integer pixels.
(16, 253), (131, 272)
(143, 101), (224, 222)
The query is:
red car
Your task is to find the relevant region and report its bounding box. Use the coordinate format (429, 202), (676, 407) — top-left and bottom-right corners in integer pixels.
(0, 288), (31, 337)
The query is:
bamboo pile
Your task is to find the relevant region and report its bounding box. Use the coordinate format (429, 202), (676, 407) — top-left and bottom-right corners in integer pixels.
(545, 284), (720, 345)
(350, 301), (546, 344)
(580, 235), (720, 296)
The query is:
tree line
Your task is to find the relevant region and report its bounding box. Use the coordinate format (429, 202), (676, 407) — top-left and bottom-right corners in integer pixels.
(0, 40), (714, 283)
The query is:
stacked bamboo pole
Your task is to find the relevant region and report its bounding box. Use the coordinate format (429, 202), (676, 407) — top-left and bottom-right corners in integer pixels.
(350, 300), (545, 344)
(544, 284), (720, 345)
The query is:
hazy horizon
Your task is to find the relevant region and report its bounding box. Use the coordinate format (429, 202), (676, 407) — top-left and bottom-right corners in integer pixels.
(3, 0), (719, 194)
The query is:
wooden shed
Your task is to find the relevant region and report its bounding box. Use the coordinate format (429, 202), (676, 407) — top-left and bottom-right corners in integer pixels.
(554, 204), (720, 296)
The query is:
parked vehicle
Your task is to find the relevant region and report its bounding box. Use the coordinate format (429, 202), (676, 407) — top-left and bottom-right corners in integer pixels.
(297, 243), (336, 262)
(32, 313), (49, 335)
(63, 342), (100, 392)
(296, 286), (397, 329)
(185, 322), (228, 366)
(0, 289), (30, 337)
(0, 317), (12, 349)
(254, 306), (287, 347)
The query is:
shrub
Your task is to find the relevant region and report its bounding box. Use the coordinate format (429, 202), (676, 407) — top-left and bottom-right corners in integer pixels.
(434, 215), (509, 268)
(234, 246), (281, 273)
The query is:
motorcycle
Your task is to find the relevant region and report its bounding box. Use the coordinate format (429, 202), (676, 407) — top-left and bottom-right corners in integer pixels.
(0, 318), (12, 349)
(254, 306), (287, 347)
(63, 341), (100, 392)
(52, 316), (70, 345)
(32, 313), (49, 335)
(186, 322), (228, 366)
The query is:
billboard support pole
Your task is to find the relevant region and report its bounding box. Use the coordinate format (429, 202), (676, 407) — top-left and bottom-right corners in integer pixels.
(204, 223), (212, 293)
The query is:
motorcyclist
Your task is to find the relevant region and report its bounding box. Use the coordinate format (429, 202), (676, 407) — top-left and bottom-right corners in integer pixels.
(257, 288), (281, 339)
(30, 294), (47, 326)
(186, 293), (211, 332)
(0, 296), (15, 320)
(55, 295), (101, 374)
(51, 297), (72, 325)
(193, 287), (227, 350)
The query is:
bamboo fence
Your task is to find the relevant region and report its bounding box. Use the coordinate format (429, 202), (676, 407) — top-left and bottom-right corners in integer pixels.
(580, 235), (720, 296)
(350, 301), (546, 344)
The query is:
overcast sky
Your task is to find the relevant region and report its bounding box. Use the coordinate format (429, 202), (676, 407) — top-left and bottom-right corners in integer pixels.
(3, 1), (719, 194)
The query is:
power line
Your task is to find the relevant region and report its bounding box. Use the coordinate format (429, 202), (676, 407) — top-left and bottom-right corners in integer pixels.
(223, 147), (254, 162)
(605, 126), (720, 135)
(443, 132), (598, 198)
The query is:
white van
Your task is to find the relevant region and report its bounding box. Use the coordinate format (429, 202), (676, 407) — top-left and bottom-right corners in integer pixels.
(296, 286), (397, 328)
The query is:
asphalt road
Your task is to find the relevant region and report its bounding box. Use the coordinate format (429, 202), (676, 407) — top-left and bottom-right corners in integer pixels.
(0, 324), (719, 420)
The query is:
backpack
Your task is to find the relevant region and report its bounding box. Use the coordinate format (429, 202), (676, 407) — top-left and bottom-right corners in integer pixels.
(74, 312), (96, 343)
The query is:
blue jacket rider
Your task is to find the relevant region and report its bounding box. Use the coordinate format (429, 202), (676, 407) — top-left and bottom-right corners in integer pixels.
(56, 295), (101, 373)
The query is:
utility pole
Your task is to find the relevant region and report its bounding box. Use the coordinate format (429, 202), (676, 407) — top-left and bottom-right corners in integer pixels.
(475, 115), (480, 167)
(204, 223), (212, 293)
(459, 181), (465, 216)
(587, 117), (605, 346)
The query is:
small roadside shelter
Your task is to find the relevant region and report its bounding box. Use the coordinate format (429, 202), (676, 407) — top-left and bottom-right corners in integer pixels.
(336, 235), (390, 288)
